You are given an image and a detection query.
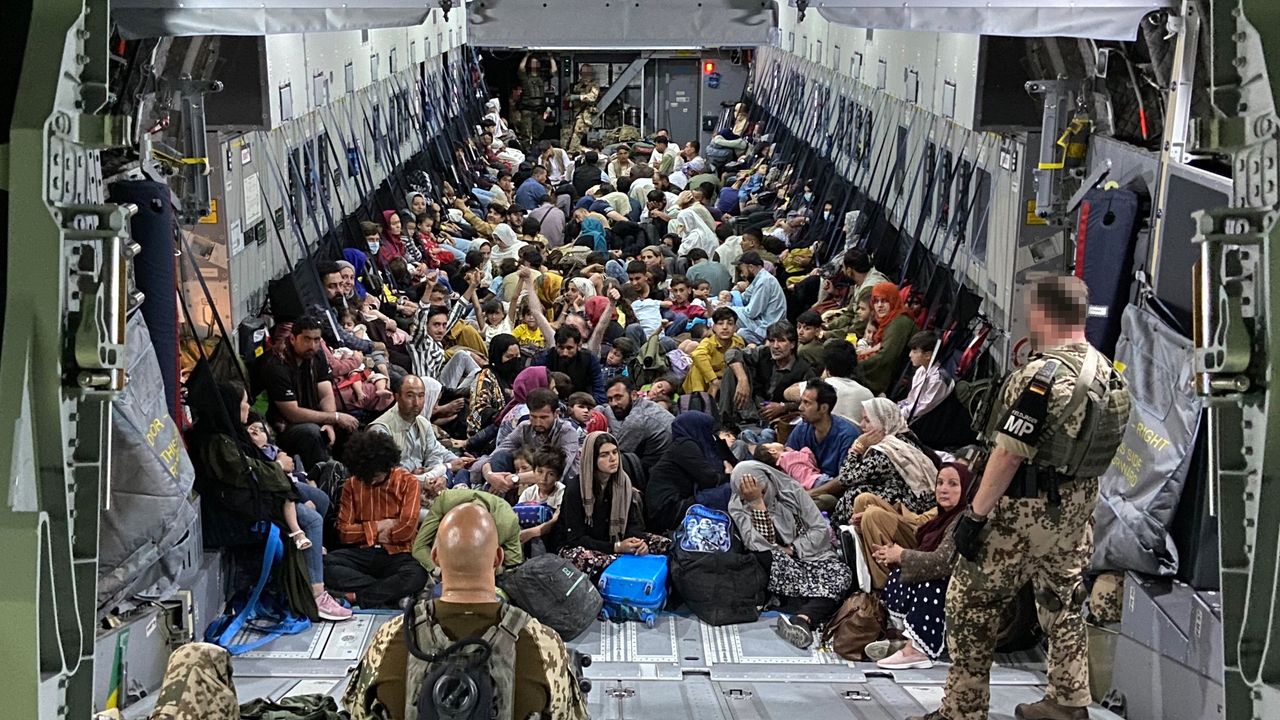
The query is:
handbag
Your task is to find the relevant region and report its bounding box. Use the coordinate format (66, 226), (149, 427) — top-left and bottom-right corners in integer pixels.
(820, 593), (886, 662)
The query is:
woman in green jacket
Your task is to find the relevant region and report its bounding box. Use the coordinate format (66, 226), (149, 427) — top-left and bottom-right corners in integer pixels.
(854, 282), (917, 395)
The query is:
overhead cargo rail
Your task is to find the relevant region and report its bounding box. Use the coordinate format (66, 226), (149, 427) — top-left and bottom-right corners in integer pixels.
(792, 0), (1172, 41)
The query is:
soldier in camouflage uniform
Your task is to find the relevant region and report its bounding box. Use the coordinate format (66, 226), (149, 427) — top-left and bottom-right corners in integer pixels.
(149, 643), (239, 720)
(912, 275), (1130, 720)
(343, 504), (588, 720)
(561, 64), (599, 153)
(515, 53), (554, 149)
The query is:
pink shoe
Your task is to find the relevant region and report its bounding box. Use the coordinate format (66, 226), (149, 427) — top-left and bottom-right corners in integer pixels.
(315, 592), (353, 622)
(876, 648), (933, 670)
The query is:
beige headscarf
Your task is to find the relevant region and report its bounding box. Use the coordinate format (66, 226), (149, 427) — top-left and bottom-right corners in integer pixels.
(861, 398), (939, 496)
(579, 431), (634, 543)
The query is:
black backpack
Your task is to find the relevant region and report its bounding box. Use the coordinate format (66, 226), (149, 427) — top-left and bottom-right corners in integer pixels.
(496, 555), (603, 642)
(670, 542), (769, 626)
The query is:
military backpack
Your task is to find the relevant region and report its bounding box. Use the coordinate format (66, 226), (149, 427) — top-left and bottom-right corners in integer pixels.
(402, 599), (530, 720)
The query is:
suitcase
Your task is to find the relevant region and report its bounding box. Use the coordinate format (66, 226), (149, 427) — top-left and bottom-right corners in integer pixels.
(513, 502), (554, 529)
(598, 554), (669, 628)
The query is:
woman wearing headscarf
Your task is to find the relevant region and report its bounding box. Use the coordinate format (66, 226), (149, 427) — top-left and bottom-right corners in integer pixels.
(187, 381), (348, 621)
(556, 432), (673, 580)
(853, 281), (917, 395)
(495, 365), (554, 445)
(583, 294), (625, 350)
(535, 271), (564, 321)
(730, 461), (853, 649)
(672, 206), (718, 259)
(866, 463), (974, 670)
(466, 334), (524, 442)
(379, 210), (408, 266)
(645, 412), (737, 532)
(821, 398), (941, 527)
(489, 222), (526, 265)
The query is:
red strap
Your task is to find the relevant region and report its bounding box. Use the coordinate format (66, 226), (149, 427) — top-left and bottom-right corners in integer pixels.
(1074, 200), (1091, 278)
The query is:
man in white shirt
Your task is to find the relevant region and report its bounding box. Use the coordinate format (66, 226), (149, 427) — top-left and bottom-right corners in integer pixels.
(648, 136), (679, 175)
(676, 140), (708, 176)
(784, 338), (874, 422)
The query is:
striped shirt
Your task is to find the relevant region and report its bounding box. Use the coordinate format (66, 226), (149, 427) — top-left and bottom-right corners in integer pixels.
(336, 467), (421, 554)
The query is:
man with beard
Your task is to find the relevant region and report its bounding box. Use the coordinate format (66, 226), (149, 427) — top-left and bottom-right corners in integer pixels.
(719, 320), (817, 449)
(477, 388), (584, 500)
(727, 251), (786, 345)
(369, 375), (476, 496)
(261, 314), (360, 471)
(530, 325), (607, 404)
(596, 376), (673, 472)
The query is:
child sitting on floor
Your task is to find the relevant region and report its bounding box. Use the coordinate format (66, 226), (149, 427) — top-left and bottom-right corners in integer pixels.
(516, 448), (567, 555)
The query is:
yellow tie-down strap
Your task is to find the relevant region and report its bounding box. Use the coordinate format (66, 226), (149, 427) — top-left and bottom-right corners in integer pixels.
(1038, 116), (1091, 171)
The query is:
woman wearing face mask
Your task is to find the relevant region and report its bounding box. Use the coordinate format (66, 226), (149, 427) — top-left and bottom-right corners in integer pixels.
(862, 463), (975, 670)
(852, 282), (917, 395)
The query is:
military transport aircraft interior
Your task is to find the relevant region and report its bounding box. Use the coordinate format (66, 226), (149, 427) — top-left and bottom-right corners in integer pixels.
(2, 0), (1275, 718)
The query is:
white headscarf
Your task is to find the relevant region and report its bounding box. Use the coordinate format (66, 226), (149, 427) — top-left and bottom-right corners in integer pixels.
(673, 207), (718, 258)
(489, 223), (527, 264)
(861, 398), (938, 495)
(420, 376), (443, 420)
(569, 277), (596, 299)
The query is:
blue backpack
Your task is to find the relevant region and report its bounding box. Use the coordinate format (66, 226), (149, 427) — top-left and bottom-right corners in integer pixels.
(678, 504), (733, 553)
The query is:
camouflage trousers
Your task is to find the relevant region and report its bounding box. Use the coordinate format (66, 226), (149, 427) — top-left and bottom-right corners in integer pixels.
(939, 477), (1099, 719)
(561, 110), (594, 153)
(150, 643), (239, 720)
(514, 105), (546, 149)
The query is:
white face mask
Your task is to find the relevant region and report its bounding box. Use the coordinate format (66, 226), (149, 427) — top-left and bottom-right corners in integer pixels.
(367, 241), (381, 254)
(823, 212), (831, 220)
(804, 192), (814, 201)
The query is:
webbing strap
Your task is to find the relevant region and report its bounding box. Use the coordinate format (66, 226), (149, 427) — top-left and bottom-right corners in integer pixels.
(205, 524), (312, 655)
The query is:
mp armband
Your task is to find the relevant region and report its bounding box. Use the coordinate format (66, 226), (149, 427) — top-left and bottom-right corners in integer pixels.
(996, 360), (1059, 446)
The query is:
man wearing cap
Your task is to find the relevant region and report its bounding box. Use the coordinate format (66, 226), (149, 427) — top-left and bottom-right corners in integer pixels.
(726, 251), (786, 345)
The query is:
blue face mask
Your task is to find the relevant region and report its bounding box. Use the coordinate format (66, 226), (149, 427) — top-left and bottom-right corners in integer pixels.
(804, 192), (814, 201)
(367, 241), (381, 254)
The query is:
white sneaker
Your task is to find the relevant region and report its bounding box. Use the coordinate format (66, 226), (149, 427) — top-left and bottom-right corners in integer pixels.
(876, 648), (933, 670)
(315, 592), (354, 621)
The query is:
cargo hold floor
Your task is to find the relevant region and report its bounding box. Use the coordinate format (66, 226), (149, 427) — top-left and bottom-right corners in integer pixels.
(120, 610), (1123, 719)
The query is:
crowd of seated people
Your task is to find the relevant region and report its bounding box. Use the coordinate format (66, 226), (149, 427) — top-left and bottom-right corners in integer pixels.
(182, 101), (985, 686)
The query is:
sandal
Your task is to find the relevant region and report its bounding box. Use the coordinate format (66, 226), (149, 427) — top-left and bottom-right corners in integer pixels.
(289, 530), (313, 551)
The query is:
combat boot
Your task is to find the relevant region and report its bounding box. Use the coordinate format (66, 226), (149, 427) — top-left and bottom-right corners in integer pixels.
(1014, 698), (1089, 720)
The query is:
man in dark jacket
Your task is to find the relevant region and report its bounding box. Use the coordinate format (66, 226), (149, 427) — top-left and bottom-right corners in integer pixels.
(597, 377), (673, 470)
(531, 325), (607, 404)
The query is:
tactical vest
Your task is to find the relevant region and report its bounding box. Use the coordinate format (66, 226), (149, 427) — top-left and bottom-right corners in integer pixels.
(520, 72), (544, 107)
(403, 599), (530, 720)
(996, 345), (1130, 479)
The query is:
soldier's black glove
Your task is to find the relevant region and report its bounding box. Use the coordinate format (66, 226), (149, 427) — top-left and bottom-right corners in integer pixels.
(952, 509), (988, 563)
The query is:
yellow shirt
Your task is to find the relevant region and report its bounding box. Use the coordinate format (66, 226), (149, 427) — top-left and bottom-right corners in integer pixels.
(512, 323), (544, 348)
(683, 334), (746, 393)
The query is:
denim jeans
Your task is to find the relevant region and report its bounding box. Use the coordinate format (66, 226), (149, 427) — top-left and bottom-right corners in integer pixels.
(293, 482), (330, 584)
